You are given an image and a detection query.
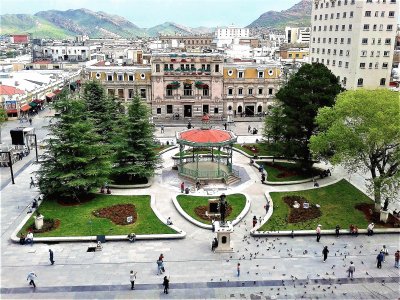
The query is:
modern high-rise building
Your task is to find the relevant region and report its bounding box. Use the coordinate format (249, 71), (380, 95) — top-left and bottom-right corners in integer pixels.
(310, 0), (399, 89)
(285, 27), (311, 44)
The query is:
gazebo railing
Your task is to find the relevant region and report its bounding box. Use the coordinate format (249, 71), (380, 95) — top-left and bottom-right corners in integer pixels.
(179, 166), (229, 181)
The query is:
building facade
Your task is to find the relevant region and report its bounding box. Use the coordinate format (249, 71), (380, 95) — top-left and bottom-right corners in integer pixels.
(310, 0), (399, 89)
(159, 35), (213, 50)
(285, 27), (311, 44)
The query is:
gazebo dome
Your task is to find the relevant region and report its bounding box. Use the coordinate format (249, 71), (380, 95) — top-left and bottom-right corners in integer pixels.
(177, 128), (237, 147)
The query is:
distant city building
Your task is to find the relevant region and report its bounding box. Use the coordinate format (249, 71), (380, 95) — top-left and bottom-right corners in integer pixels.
(310, 0), (399, 89)
(215, 26), (250, 39)
(285, 27), (311, 44)
(159, 35), (213, 50)
(9, 34), (29, 44)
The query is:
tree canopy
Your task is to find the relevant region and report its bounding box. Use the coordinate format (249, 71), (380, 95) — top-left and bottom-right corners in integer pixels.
(309, 89), (400, 210)
(264, 63), (343, 166)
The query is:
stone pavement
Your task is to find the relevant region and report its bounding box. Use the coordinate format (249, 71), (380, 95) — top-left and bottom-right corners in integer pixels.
(1, 116), (399, 299)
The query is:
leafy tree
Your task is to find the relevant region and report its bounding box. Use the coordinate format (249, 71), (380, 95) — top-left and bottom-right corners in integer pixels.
(112, 94), (160, 183)
(37, 98), (111, 201)
(310, 89), (399, 211)
(264, 63), (343, 166)
(82, 80), (120, 143)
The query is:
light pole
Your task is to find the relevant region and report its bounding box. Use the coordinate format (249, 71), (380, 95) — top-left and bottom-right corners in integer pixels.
(0, 151), (15, 184)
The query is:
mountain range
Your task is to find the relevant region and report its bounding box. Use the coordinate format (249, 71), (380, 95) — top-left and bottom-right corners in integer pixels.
(0, 0), (311, 39)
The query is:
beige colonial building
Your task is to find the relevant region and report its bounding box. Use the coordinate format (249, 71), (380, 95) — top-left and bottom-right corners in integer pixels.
(151, 53), (224, 119)
(86, 61), (152, 106)
(223, 62), (282, 116)
(159, 35), (213, 50)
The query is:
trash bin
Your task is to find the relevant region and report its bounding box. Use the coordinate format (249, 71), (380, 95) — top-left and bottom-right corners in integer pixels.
(185, 187), (190, 194)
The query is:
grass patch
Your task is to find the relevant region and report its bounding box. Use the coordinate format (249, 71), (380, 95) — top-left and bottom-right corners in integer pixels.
(233, 143), (274, 156)
(257, 161), (320, 182)
(18, 194), (176, 237)
(176, 193), (246, 224)
(259, 179), (373, 231)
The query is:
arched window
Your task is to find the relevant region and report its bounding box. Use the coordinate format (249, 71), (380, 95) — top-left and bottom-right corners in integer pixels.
(202, 84), (209, 97)
(238, 105), (243, 113)
(257, 105), (262, 113)
(222, 236), (227, 244)
(228, 105), (232, 111)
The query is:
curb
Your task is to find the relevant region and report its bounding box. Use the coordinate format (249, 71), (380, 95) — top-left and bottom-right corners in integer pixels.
(108, 177), (154, 189)
(172, 193), (251, 230)
(10, 196), (186, 244)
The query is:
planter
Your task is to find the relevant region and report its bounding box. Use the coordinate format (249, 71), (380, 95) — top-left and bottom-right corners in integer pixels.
(380, 210), (389, 223)
(34, 214), (44, 230)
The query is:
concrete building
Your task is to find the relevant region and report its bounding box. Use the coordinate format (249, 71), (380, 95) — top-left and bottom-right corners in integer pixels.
(216, 26), (250, 39)
(159, 35), (213, 50)
(310, 0), (399, 89)
(151, 53), (224, 119)
(285, 27), (311, 44)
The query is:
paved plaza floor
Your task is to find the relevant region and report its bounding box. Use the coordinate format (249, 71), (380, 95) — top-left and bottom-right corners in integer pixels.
(1, 112), (399, 299)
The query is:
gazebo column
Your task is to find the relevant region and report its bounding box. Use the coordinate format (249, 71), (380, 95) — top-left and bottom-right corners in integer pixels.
(211, 147), (214, 162)
(229, 144), (233, 172)
(217, 146), (221, 177)
(196, 153), (199, 179)
(179, 144), (184, 173)
(192, 147), (195, 163)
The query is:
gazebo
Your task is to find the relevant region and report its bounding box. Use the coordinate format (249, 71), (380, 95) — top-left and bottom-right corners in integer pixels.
(176, 114), (238, 183)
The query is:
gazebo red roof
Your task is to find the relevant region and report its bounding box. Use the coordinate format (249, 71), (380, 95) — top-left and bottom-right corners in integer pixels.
(179, 129), (233, 144)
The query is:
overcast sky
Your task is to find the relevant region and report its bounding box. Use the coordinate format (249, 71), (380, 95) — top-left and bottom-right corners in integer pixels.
(1, 0), (301, 27)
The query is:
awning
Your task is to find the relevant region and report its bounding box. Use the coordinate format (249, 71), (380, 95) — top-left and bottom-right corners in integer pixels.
(7, 109), (18, 114)
(29, 102), (38, 108)
(33, 99), (44, 104)
(46, 92), (55, 98)
(20, 104), (30, 112)
(53, 89), (61, 95)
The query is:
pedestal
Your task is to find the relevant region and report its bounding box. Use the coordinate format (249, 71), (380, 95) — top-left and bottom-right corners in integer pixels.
(34, 215), (44, 230)
(380, 210), (389, 223)
(214, 221), (234, 253)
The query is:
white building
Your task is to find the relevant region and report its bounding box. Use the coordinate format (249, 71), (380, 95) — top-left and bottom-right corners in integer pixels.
(285, 27), (311, 44)
(215, 26), (250, 39)
(310, 0), (399, 89)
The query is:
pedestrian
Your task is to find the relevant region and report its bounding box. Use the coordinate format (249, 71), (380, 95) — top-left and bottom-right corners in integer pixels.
(162, 276), (169, 294)
(252, 216), (257, 228)
(29, 118), (32, 125)
(367, 222), (374, 236)
(322, 246), (329, 262)
(347, 261), (355, 279)
(261, 173), (266, 184)
(160, 125), (164, 133)
(27, 271), (37, 288)
(335, 225), (340, 238)
(237, 263), (240, 277)
(265, 201), (270, 214)
(167, 217), (173, 225)
(377, 251), (384, 269)
(49, 249), (54, 265)
(26, 231), (34, 246)
(180, 182), (185, 193)
(29, 177), (35, 188)
(248, 125), (251, 133)
(381, 245), (389, 262)
(394, 250), (399, 268)
(19, 234), (25, 245)
(106, 187), (111, 194)
(224, 123), (227, 130)
(316, 224), (321, 242)
(129, 270), (137, 290)
(157, 259), (163, 275)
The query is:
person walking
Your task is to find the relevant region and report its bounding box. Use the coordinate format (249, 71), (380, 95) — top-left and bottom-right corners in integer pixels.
(49, 249), (54, 265)
(129, 270), (137, 290)
(394, 250), (399, 268)
(265, 201), (270, 214)
(29, 177), (35, 189)
(252, 216), (257, 228)
(347, 261), (355, 279)
(248, 125), (251, 133)
(29, 118), (32, 125)
(180, 182), (185, 193)
(160, 125), (164, 133)
(335, 225), (340, 238)
(237, 263), (240, 277)
(316, 225), (321, 242)
(377, 252), (384, 269)
(27, 271), (37, 288)
(157, 259), (163, 275)
(261, 173), (266, 184)
(162, 276), (169, 294)
(224, 123), (227, 130)
(322, 246), (329, 262)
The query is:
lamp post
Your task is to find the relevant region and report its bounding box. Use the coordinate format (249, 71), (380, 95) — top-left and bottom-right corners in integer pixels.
(0, 151), (15, 184)
(26, 133), (38, 162)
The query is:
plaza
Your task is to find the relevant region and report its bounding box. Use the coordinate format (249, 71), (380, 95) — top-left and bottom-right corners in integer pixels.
(0, 108), (399, 299)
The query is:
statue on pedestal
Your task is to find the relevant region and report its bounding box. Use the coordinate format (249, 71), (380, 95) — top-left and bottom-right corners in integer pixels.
(218, 194), (228, 225)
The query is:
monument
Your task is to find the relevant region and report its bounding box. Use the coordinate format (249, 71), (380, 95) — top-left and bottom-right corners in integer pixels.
(214, 194), (234, 253)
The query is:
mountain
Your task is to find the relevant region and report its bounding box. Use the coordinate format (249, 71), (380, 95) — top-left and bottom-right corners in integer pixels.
(248, 0), (312, 29)
(0, 8), (214, 39)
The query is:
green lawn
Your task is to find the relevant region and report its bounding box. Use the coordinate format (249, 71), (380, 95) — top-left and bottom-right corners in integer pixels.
(176, 193), (247, 224)
(19, 195), (176, 237)
(233, 143), (274, 156)
(257, 161), (319, 182)
(259, 180), (373, 231)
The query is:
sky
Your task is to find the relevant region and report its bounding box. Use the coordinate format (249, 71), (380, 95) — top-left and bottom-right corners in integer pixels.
(0, 0), (300, 27)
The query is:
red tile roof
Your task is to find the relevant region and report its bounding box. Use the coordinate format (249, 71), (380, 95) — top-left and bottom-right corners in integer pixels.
(180, 129), (233, 144)
(0, 85), (25, 96)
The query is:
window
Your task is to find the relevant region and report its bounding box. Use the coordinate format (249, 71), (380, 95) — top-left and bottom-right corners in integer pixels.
(380, 78), (386, 86)
(333, 49), (337, 55)
(319, 26), (322, 31)
(327, 59), (330, 65)
(379, 24), (383, 31)
(323, 38), (326, 43)
(258, 88), (263, 95)
(314, 15), (317, 20)
(164, 64), (169, 71)
(128, 89), (134, 98)
(343, 12), (346, 18)
(238, 71), (244, 78)
(382, 62), (388, 68)
(107, 74), (113, 81)
(268, 88), (273, 95)
(328, 38), (332, 44)
(156, 64), (160, 72)
(370, 51), (374, 57)
(318, 38), (321, 43)
(361, 50), (367, 57)
(248, 88), (253, 95)
(331, 13), (334, 19)
(215, 64), (219, 72)
(228, 88), (233, 95)
(118, 89), (124, 99)
(342, 25), (346, 31)
(238, 88), (243, 95)
(349, 24), (352, 31)
(128, 74), (134, 81)
(328, 49), (331, 54)
(350, 11), (354, 17)
(335, 25), (339, 31)
(340, 38), (344, 44)
(324, 25), (327, 31)
(167, 105), (173, 114)
(345, 62), (349, 68)
(157, 108), (161, 114)
(334, 38), (338, 44)
(322, 49), (325, 54)
(375, 11), (379, 17)
(367, 0), (372, 2)
(108, 89), (114, 96)
(373, 24), (377, 30)
(385, 38), (391, 45)
(347, 38), (351, 44)
(329, 25), (333, 31)
(360, 63), (366, 68)
(343, 77), (347, 85)
(258, 71), (264, 78)
(118, 74), (123, 81)
(357, 78), (364, 86)
(346, 50), (350, 56)
(339, 61), (343, 67)
(376, 51), (381, 57)
(381, 11), (385, 17)
(214, 107), (219, 114)
(332, 60), (336, 66)
(375, 62), (379, 69)
(365, 11), (371, 17)
(389, 11), (395, 17)
(363, 24), (370, 30)
(203, 86), (209, 97)
(362, 38), (368, 45)
(337, 13), (340, 19)
(339, 50), (343, 56)
(166, 87), (173, 96)
(140, 89), (146, 98)
(387, 25), (393, 31)
(203, 105), (209, 114)
(325, 14), (328, 20)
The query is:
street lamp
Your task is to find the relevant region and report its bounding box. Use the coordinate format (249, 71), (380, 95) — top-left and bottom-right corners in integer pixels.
(0, 151), (15, 184)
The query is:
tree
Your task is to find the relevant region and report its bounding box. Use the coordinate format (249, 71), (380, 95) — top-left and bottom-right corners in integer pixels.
(309, 89), (399, 211)
(264, 63), (343, 166)
(82, 80), (120, 143)
(112, 94), (160, 183)
(37, 98), (111, 201)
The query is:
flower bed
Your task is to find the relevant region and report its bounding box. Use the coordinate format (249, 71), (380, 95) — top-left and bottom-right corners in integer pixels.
(283, 196), (321, 223)
(93, 204), (137, 225)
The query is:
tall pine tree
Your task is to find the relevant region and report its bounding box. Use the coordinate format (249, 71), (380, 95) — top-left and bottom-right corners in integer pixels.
(112, 94), (160, 183)
(264, 63), (343, 167)
(37, 98), (111, 201)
